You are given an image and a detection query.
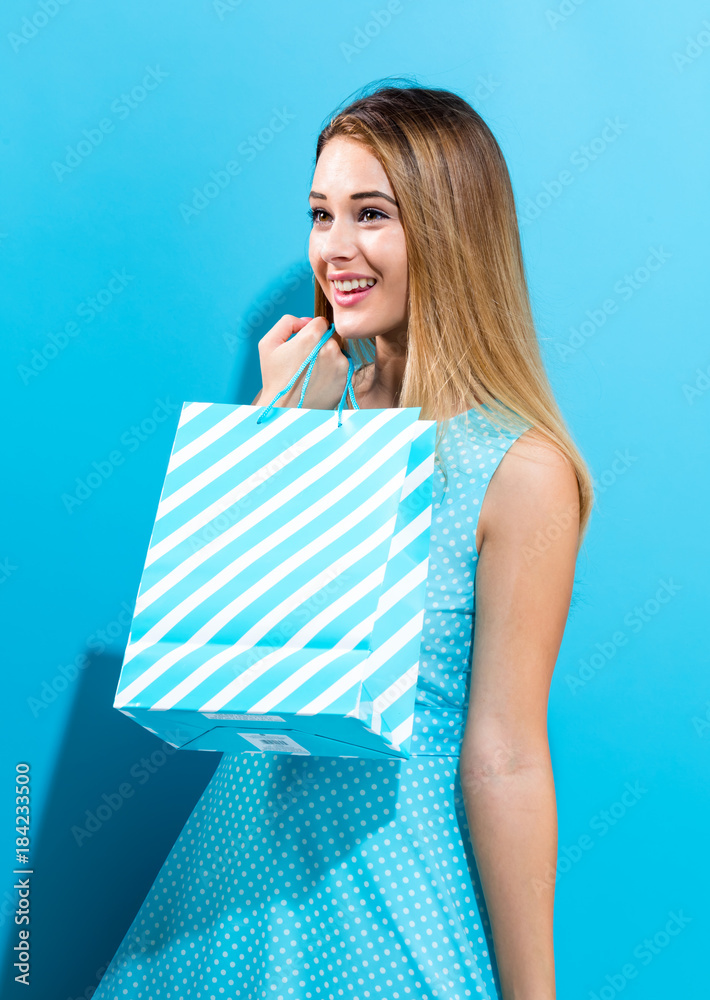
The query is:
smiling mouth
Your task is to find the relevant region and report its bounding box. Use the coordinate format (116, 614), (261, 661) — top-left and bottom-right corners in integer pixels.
(332, 278), (377, 293)
(331, 279), (377, 307)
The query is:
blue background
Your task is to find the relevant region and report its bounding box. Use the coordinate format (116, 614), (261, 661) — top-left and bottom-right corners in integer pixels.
(1, 1), (708, 997)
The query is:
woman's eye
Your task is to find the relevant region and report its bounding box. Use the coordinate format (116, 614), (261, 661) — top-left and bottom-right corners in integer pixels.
(307, 207), (388, 224)
(308, 207), (328, 224)
(360, 208), (387, 222)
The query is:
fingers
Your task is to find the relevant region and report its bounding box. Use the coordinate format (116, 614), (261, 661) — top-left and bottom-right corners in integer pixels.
(258, 315), (305, 351)
(259, 315), (332, 354)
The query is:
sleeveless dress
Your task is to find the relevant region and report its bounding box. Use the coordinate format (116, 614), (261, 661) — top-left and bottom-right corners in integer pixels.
(94, 405), (530, 1000)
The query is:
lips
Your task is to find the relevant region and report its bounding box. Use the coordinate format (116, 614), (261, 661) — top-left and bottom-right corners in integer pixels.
(331, 281), (376, 307)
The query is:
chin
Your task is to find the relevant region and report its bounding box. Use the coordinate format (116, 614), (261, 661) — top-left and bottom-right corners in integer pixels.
(333, 312), (379, 338)
(334, 325), (374, 344)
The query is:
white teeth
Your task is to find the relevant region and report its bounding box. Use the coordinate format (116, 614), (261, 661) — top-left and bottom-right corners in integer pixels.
(333, 278), (376, 291)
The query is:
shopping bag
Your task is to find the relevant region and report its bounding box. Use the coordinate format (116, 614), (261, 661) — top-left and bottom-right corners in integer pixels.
(113, 323), (436, 758)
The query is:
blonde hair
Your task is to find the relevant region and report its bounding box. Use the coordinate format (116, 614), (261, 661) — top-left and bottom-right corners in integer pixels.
(313, 81), (594, 550)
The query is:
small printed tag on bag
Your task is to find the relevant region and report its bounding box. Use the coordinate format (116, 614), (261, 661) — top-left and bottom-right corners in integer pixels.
(238, 732), (310, 754)
(203, 713), (286, 721)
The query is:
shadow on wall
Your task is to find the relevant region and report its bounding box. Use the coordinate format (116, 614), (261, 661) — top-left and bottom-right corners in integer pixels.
(1, 651), (220, 1000)
(0, 263), (317, 999)
(225, 260), (316, 405)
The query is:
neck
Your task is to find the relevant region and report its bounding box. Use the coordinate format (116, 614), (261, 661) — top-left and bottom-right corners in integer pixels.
(354, 327), (407, 408)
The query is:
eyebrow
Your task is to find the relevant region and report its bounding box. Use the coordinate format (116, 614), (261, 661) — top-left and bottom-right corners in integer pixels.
(309, 189), (398, 207)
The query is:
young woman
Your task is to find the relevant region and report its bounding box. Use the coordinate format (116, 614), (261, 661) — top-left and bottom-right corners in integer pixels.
(95, 83), (592, 1000)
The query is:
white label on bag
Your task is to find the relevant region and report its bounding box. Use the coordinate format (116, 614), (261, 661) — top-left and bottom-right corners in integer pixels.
(202, 713), (285, 721)
(238, 732), (310, 754)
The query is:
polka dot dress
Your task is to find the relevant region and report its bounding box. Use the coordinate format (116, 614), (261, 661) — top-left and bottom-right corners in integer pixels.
(94, 407), (530, 1000)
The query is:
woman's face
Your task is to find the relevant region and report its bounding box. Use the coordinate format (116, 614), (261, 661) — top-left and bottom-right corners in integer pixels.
(308, 137), (408, 346)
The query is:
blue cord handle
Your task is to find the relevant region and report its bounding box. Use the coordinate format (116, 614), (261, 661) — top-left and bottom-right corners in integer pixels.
(256, 322), (360, 426)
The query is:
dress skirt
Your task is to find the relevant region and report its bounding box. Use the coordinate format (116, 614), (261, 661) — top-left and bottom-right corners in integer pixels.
(93, 751), (500, 999)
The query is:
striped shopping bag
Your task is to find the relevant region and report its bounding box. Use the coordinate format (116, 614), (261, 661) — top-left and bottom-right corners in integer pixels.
(114, 324), (436, 758)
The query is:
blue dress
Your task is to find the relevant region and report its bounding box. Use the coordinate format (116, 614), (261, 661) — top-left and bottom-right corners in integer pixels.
(94, 406), (530, 1000)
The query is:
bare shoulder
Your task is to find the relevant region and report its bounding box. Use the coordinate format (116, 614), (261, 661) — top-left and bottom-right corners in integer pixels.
(477, 427), (580, 552)
(497, 426), (578, 495)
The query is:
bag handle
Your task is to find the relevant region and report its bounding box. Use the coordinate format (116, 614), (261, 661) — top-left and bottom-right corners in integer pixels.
(256, 322), (360, 426)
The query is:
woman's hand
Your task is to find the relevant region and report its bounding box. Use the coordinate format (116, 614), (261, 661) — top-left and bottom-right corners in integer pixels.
(252, 315), (351, 410)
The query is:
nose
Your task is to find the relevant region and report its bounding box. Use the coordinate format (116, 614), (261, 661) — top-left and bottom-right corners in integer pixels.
(318, 216), (358, 265)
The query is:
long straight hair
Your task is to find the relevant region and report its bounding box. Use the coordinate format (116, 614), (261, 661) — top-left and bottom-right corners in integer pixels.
(313, 81), (594, 549)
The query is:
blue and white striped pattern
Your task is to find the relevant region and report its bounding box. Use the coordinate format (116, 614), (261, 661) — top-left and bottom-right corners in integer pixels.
(115, 401), (436, 755)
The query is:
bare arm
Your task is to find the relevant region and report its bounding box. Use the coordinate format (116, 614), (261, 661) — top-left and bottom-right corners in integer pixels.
(459, 429), (580, 1000)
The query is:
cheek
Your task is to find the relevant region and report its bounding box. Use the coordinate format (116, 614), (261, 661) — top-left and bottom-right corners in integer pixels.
(388, 247), (409, 295)
(307, 232), (317, 267)
(308, 231), (325, 268)
(308, 239), (329, 295)
(372, 231), (407, 287)
(393, 234), (408, 281)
